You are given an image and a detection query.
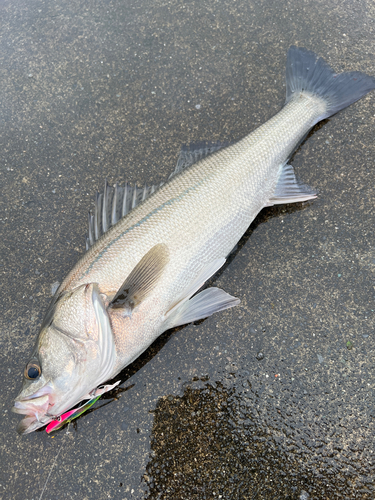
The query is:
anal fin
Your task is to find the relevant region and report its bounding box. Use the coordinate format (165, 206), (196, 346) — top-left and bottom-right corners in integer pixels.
(267, 163), (317, 206)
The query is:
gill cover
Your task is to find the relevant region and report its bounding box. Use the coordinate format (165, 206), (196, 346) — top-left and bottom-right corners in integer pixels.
(52, 283), (117, 390)
(13, 283), (116, 434)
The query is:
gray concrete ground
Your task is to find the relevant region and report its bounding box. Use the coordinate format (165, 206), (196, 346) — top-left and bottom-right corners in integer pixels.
(1, 0), (374, 498)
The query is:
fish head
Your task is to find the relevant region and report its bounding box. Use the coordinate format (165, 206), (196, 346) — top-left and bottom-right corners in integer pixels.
(13, 283), (116, 434)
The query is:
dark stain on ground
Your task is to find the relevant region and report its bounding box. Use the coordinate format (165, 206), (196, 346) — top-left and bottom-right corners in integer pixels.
(144, 375), (374, 499)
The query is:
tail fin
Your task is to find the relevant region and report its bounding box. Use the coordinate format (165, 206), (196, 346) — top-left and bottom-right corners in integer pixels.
(286, 46), (375, 124)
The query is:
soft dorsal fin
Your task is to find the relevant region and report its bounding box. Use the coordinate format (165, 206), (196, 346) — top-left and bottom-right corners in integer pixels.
(267, 163), (317, 206)
(168, 141), (229, 179)
(109, 243), (169, 314)
(86, 142), (229, 250)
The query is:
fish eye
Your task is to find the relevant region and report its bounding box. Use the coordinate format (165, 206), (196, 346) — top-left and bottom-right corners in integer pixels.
(24, 363), (41, 380)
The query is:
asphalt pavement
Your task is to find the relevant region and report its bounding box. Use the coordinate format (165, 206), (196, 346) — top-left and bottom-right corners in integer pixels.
(1, 0), (374, 498)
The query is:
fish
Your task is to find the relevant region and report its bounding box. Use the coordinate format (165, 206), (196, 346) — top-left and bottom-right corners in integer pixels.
(13, 46), (375, 434)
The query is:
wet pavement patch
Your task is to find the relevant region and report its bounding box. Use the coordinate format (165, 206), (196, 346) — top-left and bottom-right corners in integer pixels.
(144, 375), (375, 499)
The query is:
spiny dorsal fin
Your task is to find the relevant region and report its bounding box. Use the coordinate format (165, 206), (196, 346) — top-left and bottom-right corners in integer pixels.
(86, 141), (229, 250)
(109, 243), (170, 314)
(86, 180), (162, 250)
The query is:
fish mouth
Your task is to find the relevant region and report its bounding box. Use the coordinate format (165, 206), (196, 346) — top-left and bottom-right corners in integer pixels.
(14, 413), (53, 434)
(13, 399), (54, 434)
(13, 385), (55, 434)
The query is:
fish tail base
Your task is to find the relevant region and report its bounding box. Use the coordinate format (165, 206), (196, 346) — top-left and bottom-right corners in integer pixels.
(285, 46), (375, 123)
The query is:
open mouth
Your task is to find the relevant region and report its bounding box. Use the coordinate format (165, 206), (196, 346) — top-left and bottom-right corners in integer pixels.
(13, 401), (53, 434)
(13, 386), (55, 434)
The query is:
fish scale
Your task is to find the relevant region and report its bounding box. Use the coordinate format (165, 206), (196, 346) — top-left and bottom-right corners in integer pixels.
(13, 46), (375, 434)
(60, 98), (322, 294)
(41, 95), (320, 373)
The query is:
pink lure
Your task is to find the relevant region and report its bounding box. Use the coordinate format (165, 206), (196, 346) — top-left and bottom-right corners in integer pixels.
(45, 381), (121, 433)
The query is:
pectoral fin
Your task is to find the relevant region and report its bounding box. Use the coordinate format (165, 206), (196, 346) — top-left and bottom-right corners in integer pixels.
(110, 243), (169, 313)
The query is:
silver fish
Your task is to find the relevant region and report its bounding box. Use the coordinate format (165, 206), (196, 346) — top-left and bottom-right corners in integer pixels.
(13, 46), (375, 434)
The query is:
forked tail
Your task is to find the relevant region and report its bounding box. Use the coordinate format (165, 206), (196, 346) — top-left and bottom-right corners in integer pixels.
(286, 46), (375, 125)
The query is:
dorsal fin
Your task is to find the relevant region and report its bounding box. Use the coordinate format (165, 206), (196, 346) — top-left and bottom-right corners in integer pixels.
(168, 141), (229, 179)
(86, 180), (162, 249)
(86, 141), (229, 249)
